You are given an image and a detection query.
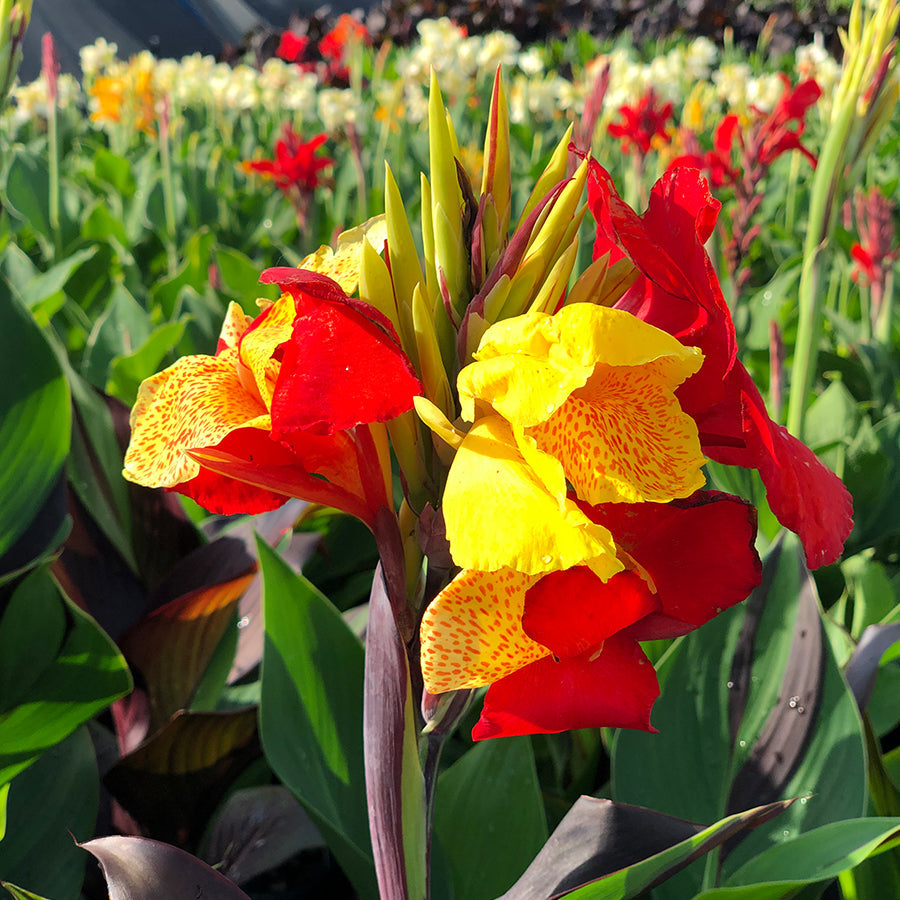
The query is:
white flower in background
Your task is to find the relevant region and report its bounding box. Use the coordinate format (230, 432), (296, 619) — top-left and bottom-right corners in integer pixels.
(714, 61), (753, 111)
(79, 37), (118, 80)
(518, 46), (544, 77)
(746, 73), (784, 112)
(683, 37), (717, 81)
(647, 53), (683, 103)
(403, 82), (429, 124)
(478, 31), (520, 72)
(318, 87), (363, 133)
(281, 71), (319, 117)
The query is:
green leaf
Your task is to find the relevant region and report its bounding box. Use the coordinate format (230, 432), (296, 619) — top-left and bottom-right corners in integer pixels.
(257, 539), (376, 899)
(611, 534), (867, 896)
(3, 150), (52, 253)
(12, 247), (98, 323)
(0, 729), (98, 900)
(0, 567), (132, 790)
(0, 293), (70, 570)
(215, 246), (269, 306)
(106, 319), (187, 404)
(434, 737), (548, 900)
(693, 818), (900, 898)
(93, 147), (136, 198)
(1, 883), (52, 899)
(555, 803), (791, 900)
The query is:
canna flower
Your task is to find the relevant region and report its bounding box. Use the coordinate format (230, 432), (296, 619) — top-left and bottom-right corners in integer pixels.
(275, 30), (311, 65)
(242, 125), (333, 196)
(319, 13), (368, 63)
(123, 268), (421, 528)
(441, 302), (707, 580)
(421, 490), (761, 739)
(607, 87), (673, 156)
(89, 65), (157, 134)
(588, 162), (853, 569)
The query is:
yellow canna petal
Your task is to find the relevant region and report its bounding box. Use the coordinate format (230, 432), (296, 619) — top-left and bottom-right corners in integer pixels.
(443, 415), (622, 579)
(420, 567), (548, 692)
(123, 350), (270, 489)
(238, 293), (295, 408)
(298, 215), (388, 294)
(529, 358), (707, 504)
(218, 302), (252, 350)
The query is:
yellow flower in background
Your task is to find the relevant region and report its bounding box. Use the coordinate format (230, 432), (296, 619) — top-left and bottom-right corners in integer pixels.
(89, 60), (158, 134)
(441, 303), (706, 577)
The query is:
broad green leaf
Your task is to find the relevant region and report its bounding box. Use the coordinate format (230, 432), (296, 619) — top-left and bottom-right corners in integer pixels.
(612, 534), (867, 896)
(0, 729), (98, 900)
(3, 150), (52, 253)
(694, 818), (900, 898)
(10, 247), (98, 323)
(215, 246), (273, 308)
(93, 147), (136, 198)
(0, 292), (70, 568)
(106, 319), (187, 404)
(434, 737), (548, 900)
(0, 567), (132, 790)
(257, 540), (376, 899)
(557, 803), (790, 900)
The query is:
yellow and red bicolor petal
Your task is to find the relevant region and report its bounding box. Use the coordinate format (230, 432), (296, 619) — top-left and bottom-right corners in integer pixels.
(123, 350), (269, 490)
(460, 304), (701, 426)
(583, 491), (761, 638)
(529, 355), (707, 505)
(522, 568), (660, 658)
(420, 567), (547, 693)
(216, 302), (252, 354)
(472, 632), (659, 739)
(442, 415), (622, 579)
(704, 365), (853, 570)
(238, 293), (297, 408)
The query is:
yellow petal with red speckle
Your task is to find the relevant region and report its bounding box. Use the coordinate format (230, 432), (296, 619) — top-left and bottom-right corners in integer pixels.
(299, 216), (388, 294)
(420, 567), (548, 692)
(460, 303), (702, 427)
(218, 302), (252, 351)
(530, 358), (707, 504)
(238, 293), (296, 407)
(123, 349), (269, 488)
(443, 415), (622, 580)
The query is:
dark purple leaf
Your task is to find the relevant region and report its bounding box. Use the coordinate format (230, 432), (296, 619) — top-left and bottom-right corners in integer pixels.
(105, 709), (259, 848)
(500, 797), (791, 900)
(844, 622), (900, 712)
(202, 785), (323, 885)
(724, 540), (824, 850)
(80, 835), (251, 899)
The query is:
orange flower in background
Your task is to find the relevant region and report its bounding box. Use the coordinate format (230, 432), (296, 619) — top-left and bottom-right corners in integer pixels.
(319, 13), (369, 63)
(89, 66), (158, 134)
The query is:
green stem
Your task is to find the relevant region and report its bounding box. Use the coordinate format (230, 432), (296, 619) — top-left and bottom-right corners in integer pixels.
(875, 268), (894, 345)
(159, 101), (178, 276)
(786, 98), (856, 439)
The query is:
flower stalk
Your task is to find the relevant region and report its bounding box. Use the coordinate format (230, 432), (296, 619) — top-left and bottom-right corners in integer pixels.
(787, 0), (900, 438)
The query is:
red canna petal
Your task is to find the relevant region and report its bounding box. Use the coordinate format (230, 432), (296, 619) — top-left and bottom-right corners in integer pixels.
(472, 632), (659, 739)
(707, 365), (853, 569)
(522, 568), (659, 658)
(583, 490), (762, 637)
(175, 428), (304, 515)
(258, 268), (421, 436)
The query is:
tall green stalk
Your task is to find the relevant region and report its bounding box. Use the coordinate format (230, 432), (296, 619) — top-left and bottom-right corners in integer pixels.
(786, 0), (899, 439)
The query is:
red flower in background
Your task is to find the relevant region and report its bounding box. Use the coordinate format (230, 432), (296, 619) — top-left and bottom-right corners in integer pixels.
(668, 76), (821, 290)
(588, 162), (853, 570)
(608, 87), (673, 156)
(275, 30), (311, 64)
(242, 125), (333, 196)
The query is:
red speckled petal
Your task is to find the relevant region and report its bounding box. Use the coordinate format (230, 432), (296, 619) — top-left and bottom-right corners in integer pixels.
(472, 632), (659, 739)
(530, 359), (706, 505)
(420, 567), (547, 693)
(123, 350), (269, 490)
